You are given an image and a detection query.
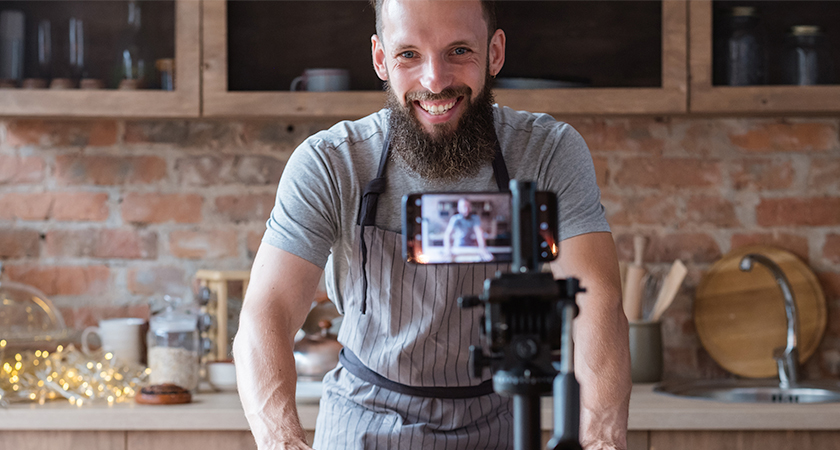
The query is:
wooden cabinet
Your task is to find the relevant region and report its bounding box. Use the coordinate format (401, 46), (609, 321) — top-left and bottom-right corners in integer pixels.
(202, 0), (688, 118)
(690, 0), (840, 113)
(3, 0), (840, 118)
(0, 0), (199, 118)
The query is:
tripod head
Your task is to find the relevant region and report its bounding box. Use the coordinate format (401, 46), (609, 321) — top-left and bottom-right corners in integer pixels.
(459, 180), (584, 450)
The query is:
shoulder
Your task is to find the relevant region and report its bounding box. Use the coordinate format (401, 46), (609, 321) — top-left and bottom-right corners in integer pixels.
(493, 105), (585, 151)
(304, 109), (388, 152)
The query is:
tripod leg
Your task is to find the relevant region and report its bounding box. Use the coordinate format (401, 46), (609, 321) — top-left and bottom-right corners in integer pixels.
(513, 395), (541, 450)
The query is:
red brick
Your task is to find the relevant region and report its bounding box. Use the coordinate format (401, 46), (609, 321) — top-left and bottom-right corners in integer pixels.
(679, 120), (731, 157)
(0, 192), (109, 221)
(45, 229), (157, 259)
(52, 192), (110, 221)
(126, 266), (187, 296)
(0, 193), (53, 220)
(756, 197), (840, 227)
(5, 120), (118, 147)
(614, 158), (721, 189)
(4, 264), (110, 296)
(242, 120), (335, 152)
(566, 119), (665, 154)
(0, 229), (40, 258)
(592, 156), (608, 188)
(606, 193), (679, 226)
(121, 193), (203, 224)
(731, 232), (810, 263)
(728, 121), (838, 153)
(55, 155), (167, 185)
(124, 121), (240, 149)
(214, 194), (274, 223)
(617, 233), (721, 263)
(59, 304), (151, 329)
(808, 159), (840, 191)
(176, 155), (285, 186)
(247, 230), (263, 258)
(169, 229), (238, 259)
(685, 196), (740, 228)
(731, 159), (795, 191)
(825, 234), (840, 265)
(817, 271), (840, 301)
(0, 154), (45, 184)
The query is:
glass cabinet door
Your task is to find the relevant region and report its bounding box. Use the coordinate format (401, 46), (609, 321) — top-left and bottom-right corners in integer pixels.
(0, 0), (199, 117)
(204, 0), (687, 117)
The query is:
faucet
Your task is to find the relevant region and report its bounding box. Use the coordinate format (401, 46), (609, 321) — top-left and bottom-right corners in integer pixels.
(739, 254), (798, 388)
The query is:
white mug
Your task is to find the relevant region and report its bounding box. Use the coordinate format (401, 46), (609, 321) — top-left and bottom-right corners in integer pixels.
(290, 68), (350, 92)
(82, 318), (147, 365)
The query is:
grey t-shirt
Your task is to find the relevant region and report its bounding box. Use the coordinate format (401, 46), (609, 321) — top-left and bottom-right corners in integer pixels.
(263, 105), (609, 312)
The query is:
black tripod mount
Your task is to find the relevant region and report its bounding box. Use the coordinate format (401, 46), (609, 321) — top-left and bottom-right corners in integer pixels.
(458, 180), (585, 450)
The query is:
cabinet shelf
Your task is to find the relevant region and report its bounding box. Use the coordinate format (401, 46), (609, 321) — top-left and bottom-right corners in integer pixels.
(690, 0), (840, 114)
(0, 0), (199, 118)
(203, 0), (687, 118)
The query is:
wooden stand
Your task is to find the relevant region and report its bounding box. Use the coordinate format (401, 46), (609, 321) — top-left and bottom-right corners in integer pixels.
(194, 270), (250, 362)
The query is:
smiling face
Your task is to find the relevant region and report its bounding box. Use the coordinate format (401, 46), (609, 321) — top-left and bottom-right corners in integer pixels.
(372, 0), (505, 136)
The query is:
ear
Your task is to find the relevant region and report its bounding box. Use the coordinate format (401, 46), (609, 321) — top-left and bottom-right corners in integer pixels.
(488, 29), (506, 77)
(371, 34), (389, 81)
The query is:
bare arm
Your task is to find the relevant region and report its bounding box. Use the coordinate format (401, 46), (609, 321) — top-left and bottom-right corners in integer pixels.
(550, 232), (631, 450)
(233, 243), (324, 450)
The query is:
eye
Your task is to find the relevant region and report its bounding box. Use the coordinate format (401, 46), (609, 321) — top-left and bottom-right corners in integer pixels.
(453, 47), (469, 55)
(400, 50), (416, 59)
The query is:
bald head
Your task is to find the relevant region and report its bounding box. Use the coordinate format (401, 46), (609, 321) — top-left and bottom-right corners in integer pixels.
(370, 0), (497, 43)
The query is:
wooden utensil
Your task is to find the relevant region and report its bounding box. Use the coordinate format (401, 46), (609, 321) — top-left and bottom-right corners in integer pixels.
(694, 245), (826, 378)
(623, 236), (647, 321)
(650, 259), (687, 321)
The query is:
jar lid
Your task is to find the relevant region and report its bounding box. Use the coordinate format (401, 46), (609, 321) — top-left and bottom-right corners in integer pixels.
(150, 312), (197, 333)
(791, 25), (821, 36)
(731, 6), (756, 17)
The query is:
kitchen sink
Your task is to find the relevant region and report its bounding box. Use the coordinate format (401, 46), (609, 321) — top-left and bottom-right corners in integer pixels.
(655, 378), (840, 403)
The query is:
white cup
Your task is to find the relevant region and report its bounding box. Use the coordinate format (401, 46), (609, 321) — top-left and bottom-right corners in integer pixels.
(290, 68), (350, 92)
(207, 361), (237, 391)
(81, 318), (147, 365)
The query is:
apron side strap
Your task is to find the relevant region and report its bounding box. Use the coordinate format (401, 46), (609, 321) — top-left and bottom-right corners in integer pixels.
(339, 348), (495, 399)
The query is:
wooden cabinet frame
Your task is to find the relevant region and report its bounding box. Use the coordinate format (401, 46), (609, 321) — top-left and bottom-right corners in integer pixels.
(0, 0), (200, 118)
(689, 0), (840, 114)
(202, 0), (688, 118)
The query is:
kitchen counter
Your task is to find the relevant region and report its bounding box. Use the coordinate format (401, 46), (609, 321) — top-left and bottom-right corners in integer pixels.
(4, 383), (840, 431)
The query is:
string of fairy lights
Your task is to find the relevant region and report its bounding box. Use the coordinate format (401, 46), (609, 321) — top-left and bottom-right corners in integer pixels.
(0, 339), (149, 407)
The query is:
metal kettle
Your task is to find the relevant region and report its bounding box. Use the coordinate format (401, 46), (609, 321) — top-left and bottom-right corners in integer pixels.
(293, 319), (342, 382)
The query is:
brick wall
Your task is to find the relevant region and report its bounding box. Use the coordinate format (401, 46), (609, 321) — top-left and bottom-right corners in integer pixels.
(1, 116), (838, 381)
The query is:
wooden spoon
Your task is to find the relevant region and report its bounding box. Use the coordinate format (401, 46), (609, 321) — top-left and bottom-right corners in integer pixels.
(650, 259), (688, 321)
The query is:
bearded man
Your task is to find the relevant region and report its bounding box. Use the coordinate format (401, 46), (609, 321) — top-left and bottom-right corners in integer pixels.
(234, 0), (631, 449)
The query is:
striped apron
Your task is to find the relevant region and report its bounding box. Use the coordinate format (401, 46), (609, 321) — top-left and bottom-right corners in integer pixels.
(312, 131), (515, 449)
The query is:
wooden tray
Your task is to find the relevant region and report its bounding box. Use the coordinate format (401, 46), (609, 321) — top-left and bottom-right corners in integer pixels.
(694, 246), (826, 378)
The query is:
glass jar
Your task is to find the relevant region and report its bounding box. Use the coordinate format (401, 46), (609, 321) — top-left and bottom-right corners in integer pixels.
(147, 299), (200, 391)
(781, 25), (835, 85)
(715, 6), (767, 86)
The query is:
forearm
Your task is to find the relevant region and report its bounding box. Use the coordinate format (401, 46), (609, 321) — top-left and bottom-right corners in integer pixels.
(234, 307), (308, 449)
(574, 287), (631, 450)
(551, 232), (631, 450)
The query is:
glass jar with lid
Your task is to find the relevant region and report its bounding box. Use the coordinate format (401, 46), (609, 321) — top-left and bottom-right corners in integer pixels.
(781, 25), (835, 85)
(147, 296), (200, 391)
(715, 6), (767, 86)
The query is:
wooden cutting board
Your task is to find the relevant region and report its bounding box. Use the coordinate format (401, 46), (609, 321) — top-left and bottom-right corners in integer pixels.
(694, 245), (826, 378)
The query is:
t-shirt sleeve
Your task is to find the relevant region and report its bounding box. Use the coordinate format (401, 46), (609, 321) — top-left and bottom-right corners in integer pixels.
(545, 124), (610, 241)
(262, 137), (340, 269)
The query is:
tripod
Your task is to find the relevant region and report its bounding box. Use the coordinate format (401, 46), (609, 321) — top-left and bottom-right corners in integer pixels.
(459, 181), (584, 450)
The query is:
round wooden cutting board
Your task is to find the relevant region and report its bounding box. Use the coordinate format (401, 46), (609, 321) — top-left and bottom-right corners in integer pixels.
(694, 245), (826, 378)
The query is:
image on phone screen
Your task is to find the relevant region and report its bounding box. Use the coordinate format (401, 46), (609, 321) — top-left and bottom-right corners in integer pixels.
(402, 192), (558, 264)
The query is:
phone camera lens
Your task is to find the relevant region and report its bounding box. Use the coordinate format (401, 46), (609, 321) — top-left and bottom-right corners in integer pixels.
(540, 222), (549, 230)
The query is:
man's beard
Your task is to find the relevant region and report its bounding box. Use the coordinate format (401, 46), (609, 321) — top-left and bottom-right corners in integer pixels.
(386, 74), (497, 182)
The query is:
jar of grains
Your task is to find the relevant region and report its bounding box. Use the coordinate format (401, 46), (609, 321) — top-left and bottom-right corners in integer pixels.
(147, 302), (200, 391)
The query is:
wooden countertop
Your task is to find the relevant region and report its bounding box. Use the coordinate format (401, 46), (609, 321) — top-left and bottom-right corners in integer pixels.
(3, 384), (840, 431)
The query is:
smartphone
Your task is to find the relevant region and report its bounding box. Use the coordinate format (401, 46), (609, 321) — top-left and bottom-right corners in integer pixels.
(402, 191), (558, 264)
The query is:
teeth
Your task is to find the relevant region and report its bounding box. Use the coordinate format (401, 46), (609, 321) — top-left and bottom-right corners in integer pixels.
(420, 100), (457, 115)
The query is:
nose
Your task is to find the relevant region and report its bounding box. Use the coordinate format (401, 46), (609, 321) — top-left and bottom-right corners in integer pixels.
(419, 54), (454, 94)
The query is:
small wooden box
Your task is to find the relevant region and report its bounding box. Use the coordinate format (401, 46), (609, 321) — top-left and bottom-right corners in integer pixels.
(195, 270), (250, 362)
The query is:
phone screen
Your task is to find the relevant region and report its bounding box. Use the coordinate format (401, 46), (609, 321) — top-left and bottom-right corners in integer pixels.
(402, 191), (558, 264)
